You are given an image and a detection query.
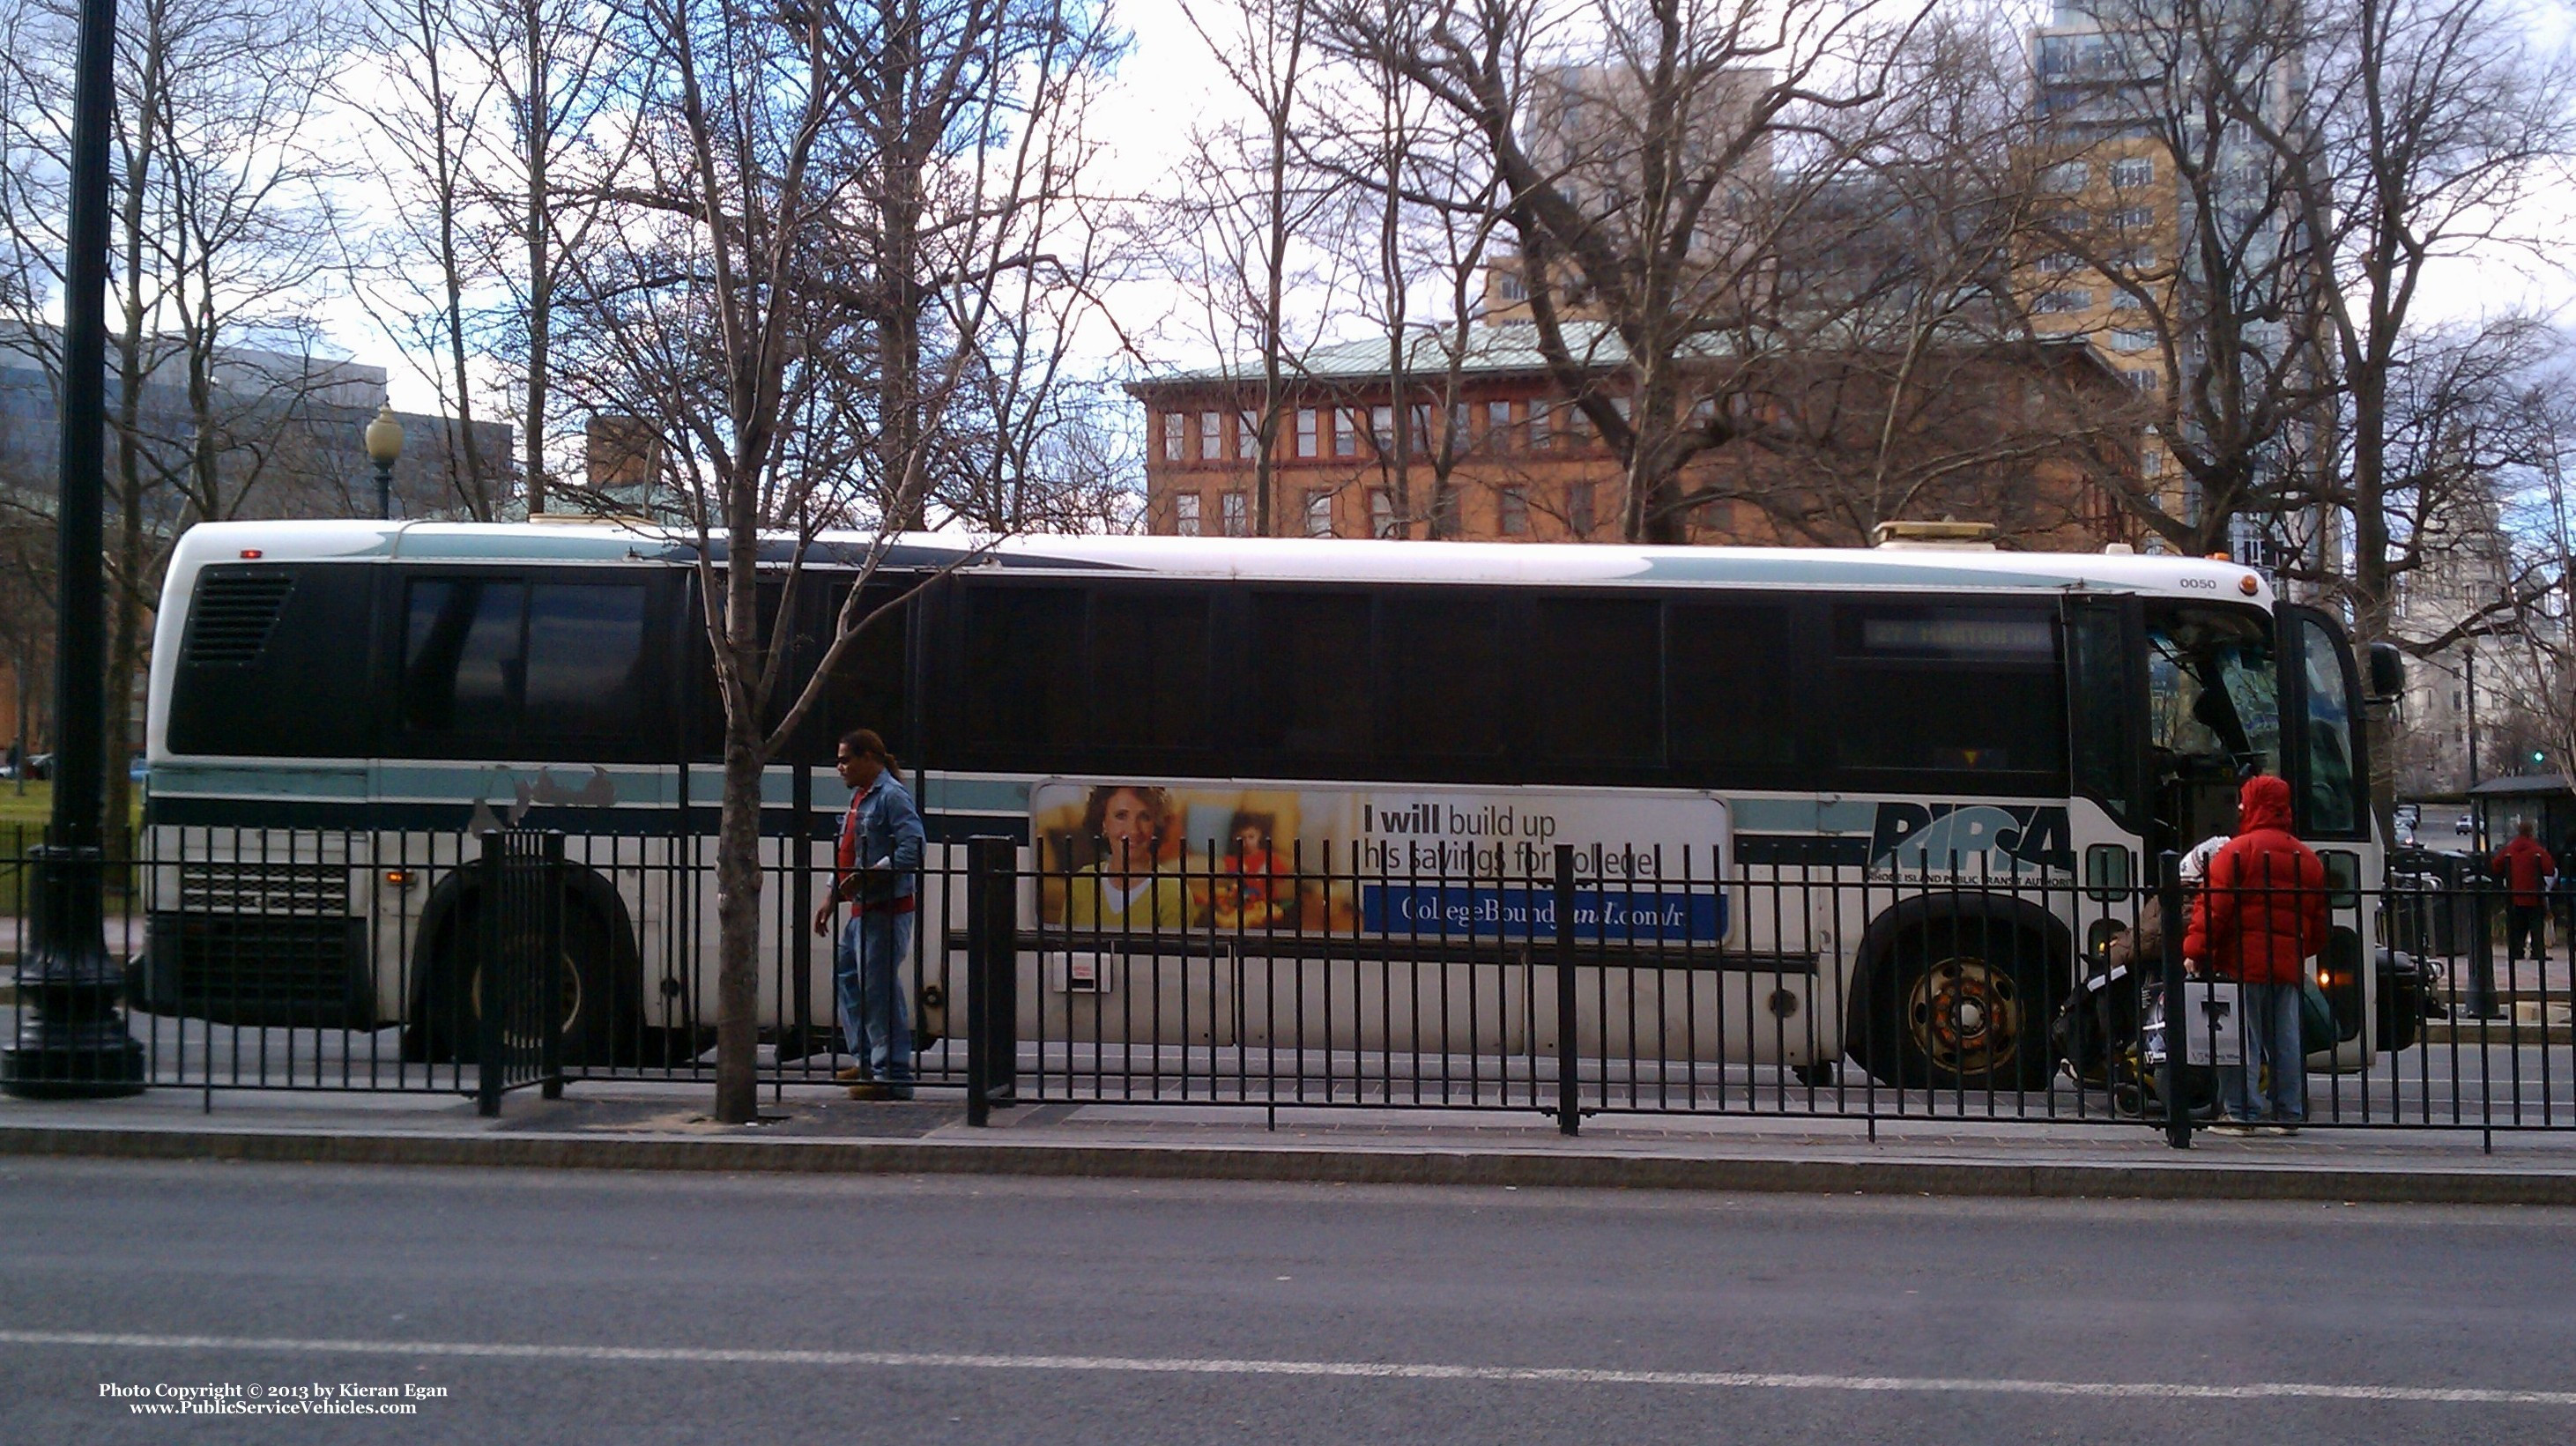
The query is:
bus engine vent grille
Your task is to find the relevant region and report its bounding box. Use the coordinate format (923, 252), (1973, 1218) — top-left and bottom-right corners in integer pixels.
(176, 861), (351, 916)
(186, 575), (294, 664)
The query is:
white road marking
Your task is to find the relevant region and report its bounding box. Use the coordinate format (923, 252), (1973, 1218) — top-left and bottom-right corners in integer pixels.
(2, 1330), (2569, 1406)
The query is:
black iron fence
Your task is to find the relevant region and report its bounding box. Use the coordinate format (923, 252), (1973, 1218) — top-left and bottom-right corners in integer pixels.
(4, 822), (2569, 1141)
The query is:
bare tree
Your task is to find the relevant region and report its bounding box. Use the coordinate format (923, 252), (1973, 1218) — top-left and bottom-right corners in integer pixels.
(1, 0), (354, 837)
(565, 0), (1119, 1121)
(1314, 0), (1924, 543)
(2237, 0), (2576, 641)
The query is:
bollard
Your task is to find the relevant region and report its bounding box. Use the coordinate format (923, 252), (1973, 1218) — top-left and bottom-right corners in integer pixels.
(1555, 843), (1579, 1136)
(2157, 849), (2190, 1149)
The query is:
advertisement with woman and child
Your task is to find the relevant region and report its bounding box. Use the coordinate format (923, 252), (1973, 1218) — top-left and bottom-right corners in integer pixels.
(1031, 780), (1733, 945)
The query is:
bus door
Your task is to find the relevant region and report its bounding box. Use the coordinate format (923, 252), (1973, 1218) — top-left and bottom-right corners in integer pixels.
(2277, 603), (2375, 1051)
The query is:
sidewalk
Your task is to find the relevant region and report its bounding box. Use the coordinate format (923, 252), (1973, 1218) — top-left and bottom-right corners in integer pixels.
(3, 1079), (2572, 1205)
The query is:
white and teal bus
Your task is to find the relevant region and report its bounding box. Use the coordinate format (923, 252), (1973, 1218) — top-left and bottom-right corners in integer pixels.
(138, 518), (2403, 1090)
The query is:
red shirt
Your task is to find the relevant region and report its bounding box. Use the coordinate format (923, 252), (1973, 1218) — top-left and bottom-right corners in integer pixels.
(2492, 836), (2557, 906)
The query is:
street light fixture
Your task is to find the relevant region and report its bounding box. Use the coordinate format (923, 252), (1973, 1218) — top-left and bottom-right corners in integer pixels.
(3, 0), (145, 1095)
(364, 403), (404, 521)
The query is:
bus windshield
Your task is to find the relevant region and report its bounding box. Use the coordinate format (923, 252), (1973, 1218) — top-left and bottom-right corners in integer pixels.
(2147, 604), (2279, 847)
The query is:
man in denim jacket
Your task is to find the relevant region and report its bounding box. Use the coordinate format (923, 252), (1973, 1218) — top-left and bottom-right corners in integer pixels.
(811, 729), (923, 1099)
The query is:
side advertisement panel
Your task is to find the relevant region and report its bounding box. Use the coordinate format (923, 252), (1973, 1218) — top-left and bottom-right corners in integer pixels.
(1031, 780), (1731, 945)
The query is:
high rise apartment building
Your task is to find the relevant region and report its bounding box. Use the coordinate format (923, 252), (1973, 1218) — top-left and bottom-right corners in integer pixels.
(2023, 0), (2330, 574)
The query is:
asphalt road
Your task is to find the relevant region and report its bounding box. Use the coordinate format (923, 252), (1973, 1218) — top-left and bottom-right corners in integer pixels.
(1, 1159), (2572, 1444)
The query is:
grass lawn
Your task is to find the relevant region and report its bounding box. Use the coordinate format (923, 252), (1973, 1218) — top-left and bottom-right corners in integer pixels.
(2, 782), (148, 917)
(0, 781), (56, 828)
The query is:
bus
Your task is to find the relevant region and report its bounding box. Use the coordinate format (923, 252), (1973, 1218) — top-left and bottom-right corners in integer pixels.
(137, 518), (2405, 1091)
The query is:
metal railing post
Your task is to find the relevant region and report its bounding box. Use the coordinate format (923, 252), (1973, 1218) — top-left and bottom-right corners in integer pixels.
(476, 830), (503, 1118)
(2157, 849), (2190, 1149)
(540, 833), (565, 1101)
(1555, 842), (1579, 1136)
(966, 835), (1013, 1126)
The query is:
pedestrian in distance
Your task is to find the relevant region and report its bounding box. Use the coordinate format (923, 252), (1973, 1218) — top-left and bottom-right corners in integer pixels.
(811, 729), (922, 1101)
(2490, 819), (2556, 1017)
(2182, 774), (2329, 1137)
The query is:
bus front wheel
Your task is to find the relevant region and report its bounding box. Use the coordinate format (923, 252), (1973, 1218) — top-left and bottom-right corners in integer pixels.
(1848, 916), (2060, 1094)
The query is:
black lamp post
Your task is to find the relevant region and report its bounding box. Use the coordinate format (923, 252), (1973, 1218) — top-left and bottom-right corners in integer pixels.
(3, 0), (145, 1095)
(365, 403), (404, 520)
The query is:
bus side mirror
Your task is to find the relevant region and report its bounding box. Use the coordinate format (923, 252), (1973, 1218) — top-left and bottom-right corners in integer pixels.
(2366, 641), (2405, 702)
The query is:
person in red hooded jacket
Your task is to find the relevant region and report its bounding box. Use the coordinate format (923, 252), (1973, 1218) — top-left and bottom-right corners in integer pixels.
(2183, 774), (2329, 1134)
(2489, 819), (2556, 1013)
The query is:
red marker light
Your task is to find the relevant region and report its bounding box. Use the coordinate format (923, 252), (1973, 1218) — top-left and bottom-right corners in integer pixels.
(239, 548), (263, 559)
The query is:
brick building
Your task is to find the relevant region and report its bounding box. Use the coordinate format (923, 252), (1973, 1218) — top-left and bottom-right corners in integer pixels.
(1130, 322), (2141, 547)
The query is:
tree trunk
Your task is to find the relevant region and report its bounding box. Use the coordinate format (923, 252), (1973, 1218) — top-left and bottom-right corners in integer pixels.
(712, 727), (763, 1123)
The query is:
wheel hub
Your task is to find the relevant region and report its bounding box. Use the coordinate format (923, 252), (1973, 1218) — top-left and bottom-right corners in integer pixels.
(1905, 955), (2023, 1076)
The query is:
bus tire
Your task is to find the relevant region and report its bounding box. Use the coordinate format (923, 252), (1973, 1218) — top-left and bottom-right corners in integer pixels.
(1846, 904), (2066, 1094)
(402, 886), (641, 1069)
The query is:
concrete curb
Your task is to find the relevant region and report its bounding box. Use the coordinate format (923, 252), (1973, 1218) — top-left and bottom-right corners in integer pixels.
(2, 1122), (2572, 1205)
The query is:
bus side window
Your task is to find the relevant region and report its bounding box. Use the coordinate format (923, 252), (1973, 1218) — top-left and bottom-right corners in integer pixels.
(1533, 596), (1660, 763)
(403, 577), (650, 753)
(523, 583), (649, 737)
(785, 585), (910, 762)
(1829, 604), (2064, 779)
(403, 578), (523, 734)
(961, 586), (1084, 750)
(1667, 602), (1797, 769)
(1092, 590), (1214, 752)
(1247, 590), (1371, 763)
(1382, 591), (1503, 758)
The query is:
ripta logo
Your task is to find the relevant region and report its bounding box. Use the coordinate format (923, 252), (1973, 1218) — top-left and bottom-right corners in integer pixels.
(1869, 803), (2075, 877)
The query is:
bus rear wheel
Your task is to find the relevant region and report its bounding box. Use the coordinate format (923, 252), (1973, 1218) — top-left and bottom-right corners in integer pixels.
(1849, 917), (2059, 1094)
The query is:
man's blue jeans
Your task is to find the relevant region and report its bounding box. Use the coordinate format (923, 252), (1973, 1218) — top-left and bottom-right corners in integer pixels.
(835, 908), (914, 1086)
(2225, 981), (2305, 1123)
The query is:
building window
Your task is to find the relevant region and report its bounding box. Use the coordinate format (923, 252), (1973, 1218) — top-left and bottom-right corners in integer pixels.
(1496, 270), (1528, 302)
(2109, 207), (2154, 231)
(1370, 404), (1395, 449)
(1303, 489), (1333, 538)
(1237, 410), (1259, 460)
(1430, 487), (1460, 539)
(1162, 412), (1184, 462)
(1488, 399), (1512, 448)
(2141, 447), (2165, 479)
(1529, 403), (1553, 451)
(1296, 408), (1318, 458)
(1334, 409), (1357, 457)
(1199, 410), (1222, 461)
(1451, 402), (1472, 449)
(1369, 489), (1398, 539)
(1567, 481), (1597, 538)
(1410, 404), (1433, 455)
(1174, 493), (1201, 536)
(2126, 369), (2160, 392)
(2112, 329), (2157, 352)
(1221, 491), (1249, 536)
(2110, 157), (2154, 189)
(2043, 160), (2089, 192)
(2035, 289), (2093, 314)
(2112, 245), (2157, 270)
(2037, 251), (2082, 273)
(1499, 486), (1529, 537)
